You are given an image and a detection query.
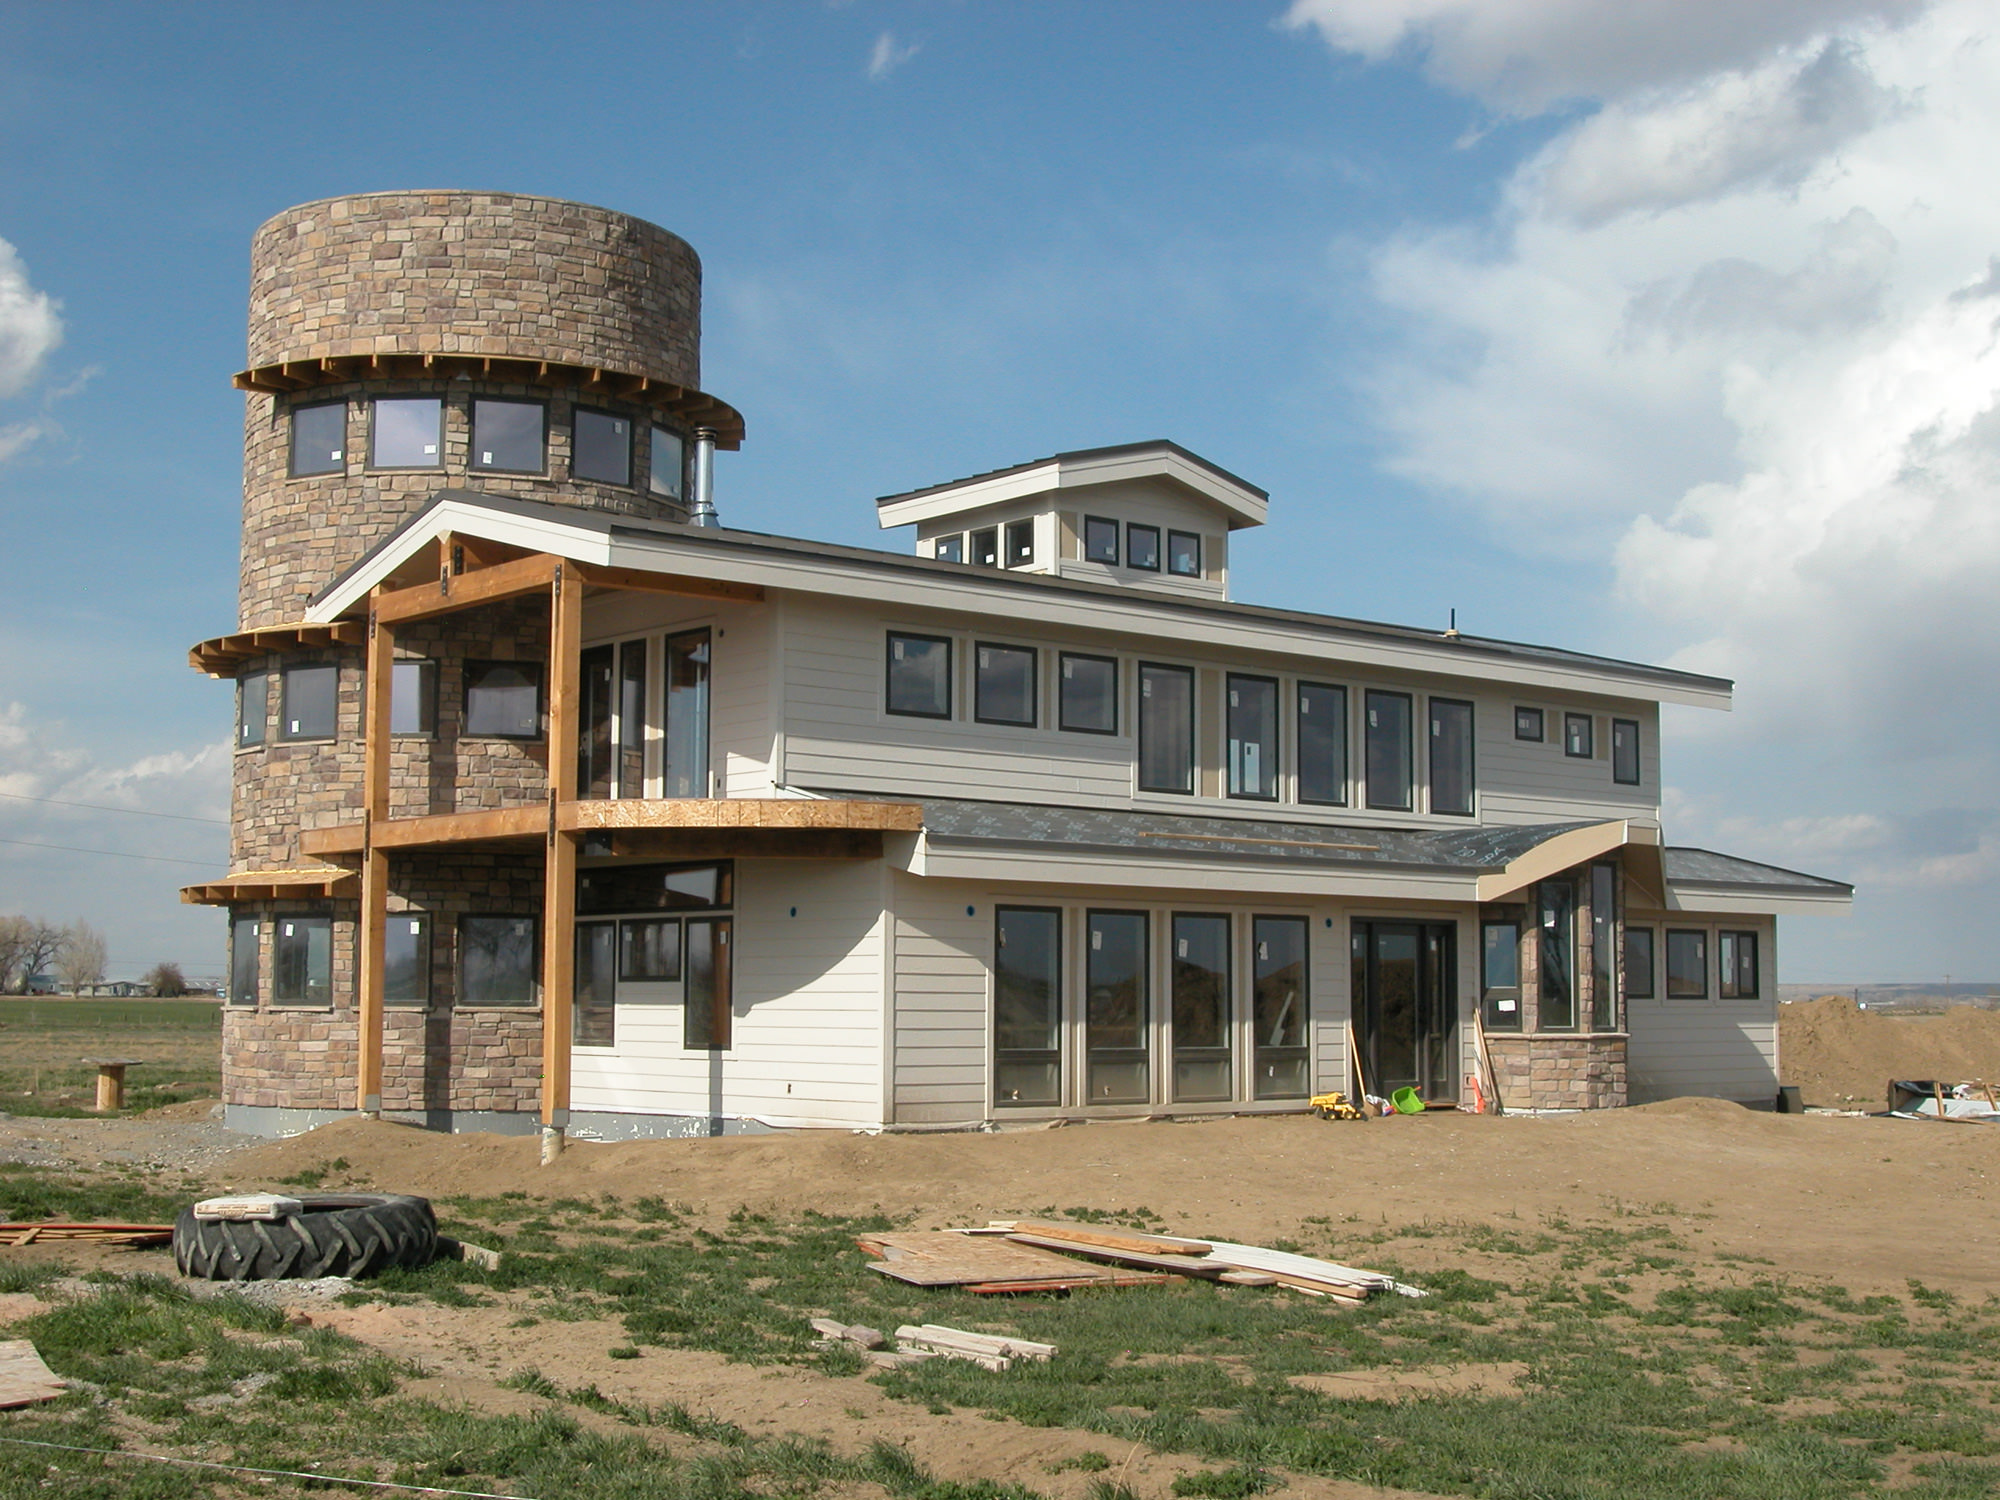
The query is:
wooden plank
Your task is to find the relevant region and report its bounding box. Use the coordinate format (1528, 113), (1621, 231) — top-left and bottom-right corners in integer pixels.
(574, 563), (764, 605)
(561, 798), (923, 832)
(592, 829), (884, 861)
(858, 1232), (1137, 1288)
(542, 563), (581, 1131)
(1001, 1221), (1212, 1257)
(903, 1324), (1056, 1359)
(357, 596), (393, 1115)
(374, 552), (563, 624)
(968, 1274), (1171, 1294)
(0, 1341), (64, 1410)
(1004, 1234), (1232, 1280)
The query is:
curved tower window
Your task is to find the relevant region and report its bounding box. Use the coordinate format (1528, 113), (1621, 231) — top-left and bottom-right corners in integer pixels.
(573, 408), (632, 486)
(290, 401), (346, 476)
(650, 425), (685, 500)
(370, 397), (442, 469)
(470, 399), (546, 474)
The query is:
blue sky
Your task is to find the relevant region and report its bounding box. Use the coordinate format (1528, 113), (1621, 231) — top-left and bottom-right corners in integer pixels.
(0, 0), (1991, 986)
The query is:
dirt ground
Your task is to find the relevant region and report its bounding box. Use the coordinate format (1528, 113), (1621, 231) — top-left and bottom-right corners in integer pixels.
(1781, 994), (2000, 1107)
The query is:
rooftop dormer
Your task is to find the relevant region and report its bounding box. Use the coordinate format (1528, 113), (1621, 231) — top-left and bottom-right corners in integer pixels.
(875, 440), (1267, 601)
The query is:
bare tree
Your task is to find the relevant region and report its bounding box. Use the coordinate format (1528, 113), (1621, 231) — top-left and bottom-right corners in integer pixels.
(0, 916), (27, 993)
(55, 921), (107, 996)
(0, 917), (67, 993)
(143, 961), (188, 997)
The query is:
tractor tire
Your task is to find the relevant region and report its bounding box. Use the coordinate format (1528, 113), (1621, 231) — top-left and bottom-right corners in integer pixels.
(174, 1194), (437, 1281)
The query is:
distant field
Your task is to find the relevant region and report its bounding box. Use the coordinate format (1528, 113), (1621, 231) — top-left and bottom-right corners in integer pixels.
(0, 997), (221, 1115)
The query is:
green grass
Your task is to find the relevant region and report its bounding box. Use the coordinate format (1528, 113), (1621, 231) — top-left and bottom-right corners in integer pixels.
(0, 997), (220, 1116)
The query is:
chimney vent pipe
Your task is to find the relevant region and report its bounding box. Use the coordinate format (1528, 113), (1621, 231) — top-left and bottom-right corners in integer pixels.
(689, 427), (718, 527)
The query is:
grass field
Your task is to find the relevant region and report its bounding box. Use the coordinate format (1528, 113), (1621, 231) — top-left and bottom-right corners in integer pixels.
(0, 997), (221, 1116)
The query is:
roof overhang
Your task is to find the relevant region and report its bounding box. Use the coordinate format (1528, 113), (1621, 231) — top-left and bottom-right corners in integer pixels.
(1475, 820), (1657, 903)
(876, 442), (1269, 531)
(181, 867), (358, 906)
(189, 621), (367, 678)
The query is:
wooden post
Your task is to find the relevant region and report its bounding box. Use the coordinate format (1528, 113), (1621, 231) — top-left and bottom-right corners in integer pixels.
(540, 562), (582, 1162)
(357, 593), (394, 1118)
(85, 1059), (140, 1112)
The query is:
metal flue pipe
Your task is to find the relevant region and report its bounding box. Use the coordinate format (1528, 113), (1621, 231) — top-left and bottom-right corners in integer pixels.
(689, 427), (718, 527)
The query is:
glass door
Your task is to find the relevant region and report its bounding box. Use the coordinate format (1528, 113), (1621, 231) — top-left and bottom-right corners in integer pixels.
(1351, 920), (1457, 1103)
(1171, 913), (1231, 1101)
(1085, 910), (1149, 1103)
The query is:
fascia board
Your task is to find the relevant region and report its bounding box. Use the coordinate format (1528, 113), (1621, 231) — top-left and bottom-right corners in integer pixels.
(1475, 820), (1632, 902)
(1056, 449), (1267, 526)
(876, 463), (1064, 528)
(1660, 886), (1854, 917)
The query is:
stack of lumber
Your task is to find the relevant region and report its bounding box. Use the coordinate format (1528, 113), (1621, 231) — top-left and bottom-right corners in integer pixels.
(1, 1222), (173, 1248)
(983, 1220), (1424, 1302)
(855, 1230), (1173, 1294)
(808, 1317), (1056, 1370)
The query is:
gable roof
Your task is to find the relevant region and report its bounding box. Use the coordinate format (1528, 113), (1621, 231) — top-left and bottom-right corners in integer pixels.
(874, 441), (1270, 530)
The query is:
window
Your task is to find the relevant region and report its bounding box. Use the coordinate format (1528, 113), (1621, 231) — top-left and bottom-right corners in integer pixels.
(995, 907), (1061, 1106)
(391, 659), (436, 736)
(1126, 523), (1160, 572)
(619, 918), (680, 981)
(578, 861), (731, 915)
(470, 398), (544, 473)
(228, 916), (259, 1007)
(933, 534), (963, 564)
(573, 408), (632, 486)
(1138, 663), (1194, 794)
(1083, 516), (1119, 564)
(370, 397), (442, 468)
(974, 643), (1037, 727)
(1364, 690), (1413, 811)
(1666, 930), (1707, 998)
(1719, 931), (1759, 999)
(464, 661), (542, 739)
(461, 915), (538, 1006)
(1005, 519), (1035, 568)
(1515, 706), (1544, 742)
(1624, 926), (1656, 1000)
(1297, 682), (1347, 805)
(1059, 653), (1117, 734)
(1612, 718), (1641, 785)
(1481, 918), (1522, 1031)
(618, 639), (647, 799)
(1253, 916), (1309, 1099)
(290, 401), (345, 476)
(663, 629), (710, 797)
(1591, 863), (1618, 1031)
(1167, 530), (1201, 577)
(1429, 698), (1475, 816)
(579, 645), (616, 798)
(969, 527), (999, 568)
(886, 632), (951, 719)
(237, 672), (268, 749)
(1539, 880), (1577, 1030)
(684, 916), (732, 1049)
(1172, 913), (1231, 1102)
(273, 914), (332, 1007)
(1086, 910), (1149, 1103)
(385, 915), (429, 1005)
(280, 663), (338, 742)
(574, 921), (616, 1047)
(1564, 712), (1594, 758)
(649, 425), (685, 499)
(1226, 674), (1278, 800)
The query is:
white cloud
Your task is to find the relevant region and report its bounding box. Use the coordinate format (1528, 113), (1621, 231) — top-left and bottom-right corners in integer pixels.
(0, 237), (61, 400)
(866, 30), (920, 82)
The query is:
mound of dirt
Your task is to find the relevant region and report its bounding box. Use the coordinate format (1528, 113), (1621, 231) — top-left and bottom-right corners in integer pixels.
(1780, 996), (2000, 1107)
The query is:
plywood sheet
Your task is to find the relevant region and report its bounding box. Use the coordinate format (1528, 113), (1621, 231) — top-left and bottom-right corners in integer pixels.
(0, 1341), (64, 1410)
(858, 1231), (1145, 1288)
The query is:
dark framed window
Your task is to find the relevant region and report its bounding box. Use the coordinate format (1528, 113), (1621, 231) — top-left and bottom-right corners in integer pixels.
(385, 914), (429, 1006)
(461, 915), (538, 1006)
(969, 527), (999, 568)
(1297, 681), (1347, 805)
(1172, 913), (1231, 1103)
(1719, 931), (1759, 999)
(470, 398), (546, 474)
(237, 672), (268, 749)
(1085, 910), (1149, 1103)
(1624, 926), (1656, 1000)
(391, 659), (437, 736)
(279, 663), (338, 742)
(1481, 918), (1522, 1031)
(933, 534), (963, 564)
(579, 644), (616, 798)
(1005, 519), (1035, 568)
(974, 643), (1037, 727)
(1612, 718), (1641, 785)
(684, 916), (732, 1049)
(1429, 698), (1475, 816)
(1167, 530), (1201, 577)
(1539, 880), (1577, 1030)
(1083, 516), (1119, 564)
(886, 632), (952, 719)
(464, 660), (543, 739)
(618, 639), (647, 799)
(1515, 706), (1544, 742)
(1591, 863), (1618, 1032)
(573, 408), (633, 486)
(1665, 929), (1707, 998)
(1364, 689), (1413, 811)
(575, 921), (617, 1047)
(663, 629), (711, 799)
(228, 916), (260, 1007)
(619, 918), (681, 981)
(1253, 915), (1309, 1099)
(1564, 712), (1594, 758)
(1125, 523), (1160, 572)
(996, 906), (1062, 1107)
(273, 914), (333, 1007)
(649, 425), (685, 500)
(290, 401), (346, 476)
(1226, 673), (1278, 800)
(1059, 652), (1117, 734)
(370, 397), (442, 469)
(1137, 662), (1195, 794)
(577, 861), (731, 915)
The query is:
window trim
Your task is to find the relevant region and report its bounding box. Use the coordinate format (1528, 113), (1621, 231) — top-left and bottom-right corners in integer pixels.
(885, 631), (954, 720)
(228, 915), (260, 1008)
(1004, 519), (1035, 569)
(458, 913), (541, 1008)
(649, 423), (686, 500)
(1719, 930), (1760, 1000)
(1624, 925), (1656, 1001)
(1125, 522), (1161, 572)
(271, 911), (334, 1009)
(1612, 717), (1641, 785)
(1057, 652), (1119, 736)
(288, 399), (347, 478)
(995, 904), (1065, 1108)
(1665, 929), (1708, 999)
(1137, 661), (1196, 795)
(969, 526), (1000, 568)
(973, 641), (1038, 728)
(571, 406), (634, 488)
(1564, 712), (1595, 759)
(368, 396), (445, 471)
(1251, 913), (1310, 1100)
(1225, 672), (1280, 802)
(1514, 706), (1544, 743)
(1082, 515), (1119, 565)
(462, 659), (545, 741)
(278, 661), (339, 744)
(1363, 688), (1415, 812)
(1428, 696), (1476, 817)
(1166, 529), (1201, 578)
(468, 396), (549, 476)
(1480, 917), (1523, 1032)
(237, 671), (269, 750)
(1538, 878), (1579, 1032)
(1296, 680), (1348, 807)
(384, 912), (430, 1007)
(933, 533), (964, 564)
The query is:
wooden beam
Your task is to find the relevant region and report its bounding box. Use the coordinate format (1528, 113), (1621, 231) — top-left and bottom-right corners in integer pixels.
(572, 564), (764, 605)
(561, 797), (922, 832)
(542, 564), (582, 1142)
(300, 805), (547, 856)
(356, 592), (394, 1118)
(374, 552), (563, 624)
(591, 828), (884, 860)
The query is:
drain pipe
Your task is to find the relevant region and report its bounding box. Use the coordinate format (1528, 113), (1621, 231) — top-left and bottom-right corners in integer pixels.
(688, 427), (718, 527)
